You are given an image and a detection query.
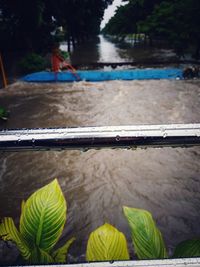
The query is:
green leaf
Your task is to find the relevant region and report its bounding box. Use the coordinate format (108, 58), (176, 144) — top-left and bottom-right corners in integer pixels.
(52, 237), (75, 263)
(0, 217), (31, 260)
(123, 206), (167, 259)
(20, 179), (66, 252)
(0, 106), (8, 120)
(20, 200), (26, 222)
(86, 223), (130, 261)
(173, 239), (200, 258)
(29, 247), (54, 264)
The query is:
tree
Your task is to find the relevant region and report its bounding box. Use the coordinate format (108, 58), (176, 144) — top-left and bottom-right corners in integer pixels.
(102, 0), (163, 35)
(139, 0), (200, 58)
(0, 0), (113, 52)
(103, 0), (200, 58)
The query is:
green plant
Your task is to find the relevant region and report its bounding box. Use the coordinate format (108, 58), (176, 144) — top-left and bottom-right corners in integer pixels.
(173, 239), (200, 258)
(0, 179), (199, 264)
(0, 179), (75, 264)
(60, 50), (70, 60)
(123, 206), (168, 259)
(0, 106), (9, 121)
(123, 206), (200, 260)
(19, 53), (47, 74)
(86, 223), (130, 261)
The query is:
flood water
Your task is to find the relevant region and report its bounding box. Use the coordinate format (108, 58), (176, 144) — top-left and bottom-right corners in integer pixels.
(0, 36), (200, 264)
(62, 35), (179, 66)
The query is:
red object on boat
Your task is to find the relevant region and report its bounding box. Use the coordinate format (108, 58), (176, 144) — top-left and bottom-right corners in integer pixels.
(51, 52), (64, 72)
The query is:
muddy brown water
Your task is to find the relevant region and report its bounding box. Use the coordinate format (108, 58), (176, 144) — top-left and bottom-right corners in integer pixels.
(0, 79), (200, 264)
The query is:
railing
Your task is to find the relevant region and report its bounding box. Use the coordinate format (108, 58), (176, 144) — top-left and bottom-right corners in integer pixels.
(74, 60), (200, 69)
(17, 257), (200, 267)
(0, 123), (200, 151)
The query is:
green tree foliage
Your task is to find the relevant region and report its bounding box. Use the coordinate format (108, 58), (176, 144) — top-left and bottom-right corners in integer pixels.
(19, 53), (48, 73)
(103, 0), (200, 58)
(103, 0), (163, 35)
(139, 0), (200, 57)
(0, 0), (52, 51)
(0, 0), (113, 52)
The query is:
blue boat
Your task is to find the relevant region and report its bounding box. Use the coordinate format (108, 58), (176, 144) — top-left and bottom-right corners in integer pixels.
(21, 68), (183, 82)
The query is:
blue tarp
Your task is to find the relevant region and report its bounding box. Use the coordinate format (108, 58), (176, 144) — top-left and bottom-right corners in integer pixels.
(21, 68), (183, 82)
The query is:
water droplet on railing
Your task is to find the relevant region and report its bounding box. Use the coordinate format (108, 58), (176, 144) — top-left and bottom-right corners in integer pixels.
(163, 132), (168, 138)
(115, 135), (120, 141)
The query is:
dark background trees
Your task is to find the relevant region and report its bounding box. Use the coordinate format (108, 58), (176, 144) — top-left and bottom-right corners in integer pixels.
(102, 0), (163, 36)
(0, 0), (113, 53)
(1, 0), (200, 58)
(103, 0), (200, 59)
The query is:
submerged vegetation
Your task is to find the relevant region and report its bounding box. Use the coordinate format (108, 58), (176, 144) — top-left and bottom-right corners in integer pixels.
(0, 179), (199, 264)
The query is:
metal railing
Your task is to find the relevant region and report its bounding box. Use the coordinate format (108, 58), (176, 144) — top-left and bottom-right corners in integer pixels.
(0, 123), (200, 151)
(20, 257), (200, 267)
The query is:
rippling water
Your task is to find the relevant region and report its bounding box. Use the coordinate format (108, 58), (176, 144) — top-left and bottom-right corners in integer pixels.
(0, 79), (200, 263)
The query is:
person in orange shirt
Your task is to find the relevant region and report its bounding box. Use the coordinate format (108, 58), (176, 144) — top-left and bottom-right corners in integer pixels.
(51, 46), (64, 72)
(51, 43), (80, 81)
(51, 45), (75, 72)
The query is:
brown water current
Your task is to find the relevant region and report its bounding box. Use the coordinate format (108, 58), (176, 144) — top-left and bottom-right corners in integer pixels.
(0, 79), (200, 263)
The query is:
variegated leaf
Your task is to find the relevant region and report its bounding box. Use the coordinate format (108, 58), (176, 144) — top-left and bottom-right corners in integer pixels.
(123, 206), (167, 259)
(86, 223), (130, 261)
(20, 179), (66, 252)
(0, 217), (30, 260)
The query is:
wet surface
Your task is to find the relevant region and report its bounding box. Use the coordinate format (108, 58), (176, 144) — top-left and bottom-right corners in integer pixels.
(0, 79), (200, 263)
(0, 35), (200, 264)
(63, 35), (179, 67)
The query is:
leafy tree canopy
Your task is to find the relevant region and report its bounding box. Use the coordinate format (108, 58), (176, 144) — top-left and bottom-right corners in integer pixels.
(103, 0), (200, 58)
(0, 0), (113, 52)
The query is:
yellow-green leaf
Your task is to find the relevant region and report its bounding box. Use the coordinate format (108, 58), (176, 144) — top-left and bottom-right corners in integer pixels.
(52, 237), (75, 263)
(20, 200), (26, 223)
(123, 206), (167, 259)
(86, 223), (130, 261)
(0, 217), (30, 260)
(20, 179), (66, 252)
(173, 239), (200, 258)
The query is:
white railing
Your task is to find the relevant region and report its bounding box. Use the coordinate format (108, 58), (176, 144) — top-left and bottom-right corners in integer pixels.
(0, 123), (200, 151)
(21, 258), (200, 267)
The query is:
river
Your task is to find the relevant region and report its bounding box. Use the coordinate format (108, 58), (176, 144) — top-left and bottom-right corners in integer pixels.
(0, 35), (200, 264)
